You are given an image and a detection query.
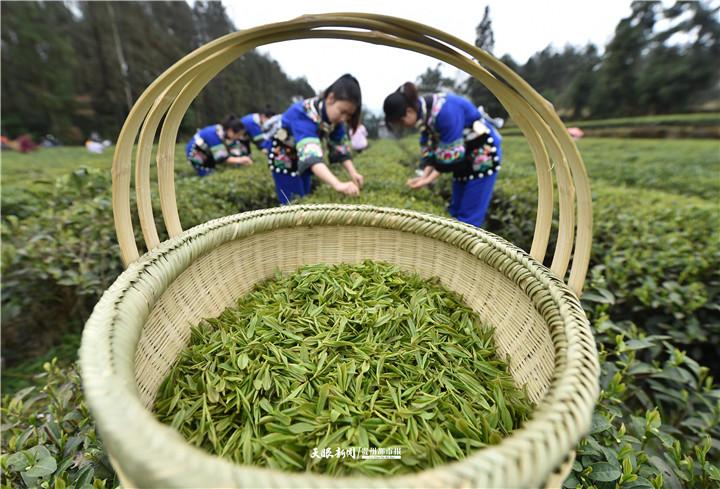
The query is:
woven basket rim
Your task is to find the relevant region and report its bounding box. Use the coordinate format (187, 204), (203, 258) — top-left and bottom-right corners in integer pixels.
(81, 204), (599, 488)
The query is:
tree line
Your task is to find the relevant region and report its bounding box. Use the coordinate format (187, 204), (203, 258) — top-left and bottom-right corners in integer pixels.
(2, 2), (718, 144)
(1, 1), (315, 144)
(419, 1), (720, 120)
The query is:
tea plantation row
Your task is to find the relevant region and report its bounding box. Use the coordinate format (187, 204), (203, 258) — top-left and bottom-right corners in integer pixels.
(1, 137), (718, 487)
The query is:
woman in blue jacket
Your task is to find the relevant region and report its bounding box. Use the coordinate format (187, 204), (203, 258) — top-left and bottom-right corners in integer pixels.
(240, 109), (276, 155)
(383, 82), (502, 227)
(268, 74), (364, 204)
(185, 115), (252, 176)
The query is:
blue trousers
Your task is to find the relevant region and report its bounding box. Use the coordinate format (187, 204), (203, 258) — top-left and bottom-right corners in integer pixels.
(272, 171), (312, 205)
(449, 173), (498, 227)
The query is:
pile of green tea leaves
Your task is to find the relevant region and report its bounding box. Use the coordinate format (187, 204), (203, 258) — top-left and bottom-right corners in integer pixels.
(154, 261), (533, 476)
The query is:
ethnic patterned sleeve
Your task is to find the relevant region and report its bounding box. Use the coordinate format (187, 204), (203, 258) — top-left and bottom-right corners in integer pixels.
(433, 108), (466, 169)
(227, 138), (250, 158)
(241, 114), (268, 151)
(291, 115), (326, 176)
(200, 125), (230, 162)
(419, 131), (436, 168)
(327, 124), (352, 164)
(209, 144), (230, 162)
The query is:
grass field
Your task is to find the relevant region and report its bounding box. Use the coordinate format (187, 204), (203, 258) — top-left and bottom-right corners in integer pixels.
(3, 136), (719, 199)
(501, 112), (720, 139)
(498, 137), (720, 200)
(504, 112), (720, 129)
(1, 145), (192, 191)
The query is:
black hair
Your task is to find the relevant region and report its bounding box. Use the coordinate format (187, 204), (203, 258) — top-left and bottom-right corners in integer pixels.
(221, 114), (245, 133)
(323, 74), (362, 130)
(383, 82), (419, 125)
(249, 107), (276, 118)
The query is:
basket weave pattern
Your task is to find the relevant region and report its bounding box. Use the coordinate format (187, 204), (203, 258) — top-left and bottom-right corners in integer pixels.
(82, 205), (599, 488)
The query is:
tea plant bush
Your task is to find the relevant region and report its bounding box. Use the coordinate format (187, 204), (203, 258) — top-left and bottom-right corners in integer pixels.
(1, 162), (276, 366)
(2, 135), (718, 487)
(0, 360), (116, 488)
(486, 176), (719, 365)
(2, 169), (121, 365)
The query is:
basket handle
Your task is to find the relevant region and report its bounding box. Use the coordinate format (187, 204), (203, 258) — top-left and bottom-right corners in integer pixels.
(112, 13), (592, 295)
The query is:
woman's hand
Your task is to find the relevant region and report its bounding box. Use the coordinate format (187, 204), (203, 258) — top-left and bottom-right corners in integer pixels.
(342, 160), (364, 189)
(350, 171), (364, 189)
(406, 176), (429, 189)
(312, 163), (360, 196)
(407, 168), (440, 189)
(334, 181), (360, 196)
(228, 156), (253, 166)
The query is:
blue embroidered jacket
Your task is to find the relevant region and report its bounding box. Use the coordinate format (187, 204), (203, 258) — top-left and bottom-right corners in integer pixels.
(185, 124), (245, 163)
(240, 113), (273, 152)
(418, 94), (503, 174)
(280, 97), (352, 175)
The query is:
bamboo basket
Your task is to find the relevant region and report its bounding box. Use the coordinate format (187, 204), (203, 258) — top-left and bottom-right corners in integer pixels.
(80, 13), (600, 488)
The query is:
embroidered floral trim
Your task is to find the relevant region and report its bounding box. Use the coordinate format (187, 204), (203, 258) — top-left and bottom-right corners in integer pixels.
(209, 143), (228, 161)
(421, 145), (435, 160)
(327, 132), (351, 163)
(303, 97), (322, 124)
(297, 137), (324, 162)
(453, 135), (502, 182)
(271, 152), (294, 170)
(329, 144), (350, 164)
(268, 139), (296, 173)
(427, 94), (447, 128)
(303, 96), (338, 138)
(469, 142), (495, 173)
(435, 138), (465, 165)
(188, 147), (208, 167)
(416, 93), (450, 167)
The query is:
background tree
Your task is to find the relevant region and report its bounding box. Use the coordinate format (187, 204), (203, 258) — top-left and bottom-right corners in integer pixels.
(362, 108), (383, 138)
(0, 1), (313, 143)
(518, 44), (602, 118)
(588, 1), (660, 117)
(463, 6), (506, 119)
(637, 0), (720, 114)
(560, 45), (601, 119)
(434, 0), (718, 121)
(416, 64), (458, 93)
(1, 2), (79, 141)
(475, 6), (495, 53)
(4, 0), (719, 142)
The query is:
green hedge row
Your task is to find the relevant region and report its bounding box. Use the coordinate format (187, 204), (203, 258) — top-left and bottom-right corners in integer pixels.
(1, 138), (718, 487)
(1, 163), (277, 366)
(487, 177), (719, 362)
(393, 137), (720, 359)
(2, 139), (718, 368)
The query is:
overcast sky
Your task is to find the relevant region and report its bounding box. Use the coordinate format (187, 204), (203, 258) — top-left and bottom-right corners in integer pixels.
(224, 0), (636, 113)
